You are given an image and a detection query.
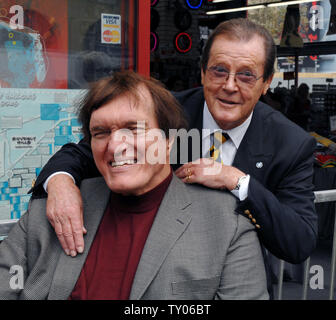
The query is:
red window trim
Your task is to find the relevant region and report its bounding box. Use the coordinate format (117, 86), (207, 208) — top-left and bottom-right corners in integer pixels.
(137, 0), (150, 77)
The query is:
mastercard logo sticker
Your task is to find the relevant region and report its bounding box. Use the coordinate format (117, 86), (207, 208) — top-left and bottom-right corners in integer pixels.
(103, 30), (120, 43)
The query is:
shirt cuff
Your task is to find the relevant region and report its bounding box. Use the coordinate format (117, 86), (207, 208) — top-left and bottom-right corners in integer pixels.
(43, 172), (76, 193)
(230, 174), (250, 201)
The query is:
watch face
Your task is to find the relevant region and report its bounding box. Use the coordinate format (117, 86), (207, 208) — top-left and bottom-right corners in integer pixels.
(235, 175), (248, 190)
(174, 9), (192, 31)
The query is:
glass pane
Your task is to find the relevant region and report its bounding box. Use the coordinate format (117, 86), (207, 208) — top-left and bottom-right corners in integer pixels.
(270, 54), (336, 137)
(272, 54), (336, 88)
(0, 0), (136, 89)
(0, 0), (137, 220)
(248, 0), (334, 46)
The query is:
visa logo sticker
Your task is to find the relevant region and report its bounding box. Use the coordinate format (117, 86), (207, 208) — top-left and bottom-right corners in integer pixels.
(101, 13), (121, 44)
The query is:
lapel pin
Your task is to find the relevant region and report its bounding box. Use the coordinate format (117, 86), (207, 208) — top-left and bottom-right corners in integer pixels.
(256, 162), (263, 168)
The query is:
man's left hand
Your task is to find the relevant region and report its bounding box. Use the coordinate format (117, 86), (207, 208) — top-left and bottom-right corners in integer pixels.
(175, 158), (246, 191)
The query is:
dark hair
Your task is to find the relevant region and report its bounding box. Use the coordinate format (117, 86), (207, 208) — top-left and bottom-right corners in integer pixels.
(297, 83), (309, 98)
(78, 70), (188, 142)
(201, 18), (276, 81)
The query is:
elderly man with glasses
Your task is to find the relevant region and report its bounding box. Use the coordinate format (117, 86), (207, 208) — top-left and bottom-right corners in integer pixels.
(31, 18), (317, 297)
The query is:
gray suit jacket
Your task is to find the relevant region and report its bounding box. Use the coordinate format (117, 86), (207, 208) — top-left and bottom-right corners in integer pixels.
(0, 175), (268, 300)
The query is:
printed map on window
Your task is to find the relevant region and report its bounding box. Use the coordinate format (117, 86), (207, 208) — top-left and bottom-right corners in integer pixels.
(0, 89), (84, 220)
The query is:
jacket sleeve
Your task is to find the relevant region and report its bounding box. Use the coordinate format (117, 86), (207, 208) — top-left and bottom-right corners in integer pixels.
(215, 214), (269, 300)
(0, 216), (28, 299)
(31, 139), (100, 198)
(238, 136), (317, 263)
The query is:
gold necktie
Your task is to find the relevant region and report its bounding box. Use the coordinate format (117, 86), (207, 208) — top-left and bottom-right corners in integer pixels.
(209, 131), (230, 163)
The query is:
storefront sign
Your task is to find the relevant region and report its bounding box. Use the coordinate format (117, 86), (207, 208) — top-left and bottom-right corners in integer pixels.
(101, 13), (121, 44)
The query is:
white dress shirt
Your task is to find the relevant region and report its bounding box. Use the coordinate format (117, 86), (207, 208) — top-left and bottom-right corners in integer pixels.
(202, 102), (252, 200)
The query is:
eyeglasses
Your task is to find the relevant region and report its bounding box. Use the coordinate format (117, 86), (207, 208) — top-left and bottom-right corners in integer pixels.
(207, 65), (263, 87)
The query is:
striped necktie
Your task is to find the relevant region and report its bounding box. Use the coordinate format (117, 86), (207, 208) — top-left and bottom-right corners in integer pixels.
(209, 131), (230, 163)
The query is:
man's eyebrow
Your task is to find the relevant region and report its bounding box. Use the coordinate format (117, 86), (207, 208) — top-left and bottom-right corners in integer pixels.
(90, 126), (108, 132)
(123, 120), (148, 128)
(90, 121), (148, 131)
(127, 120), (147, 125)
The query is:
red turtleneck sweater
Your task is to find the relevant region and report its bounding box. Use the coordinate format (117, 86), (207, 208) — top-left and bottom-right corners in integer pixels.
(69, 171), (173, 300)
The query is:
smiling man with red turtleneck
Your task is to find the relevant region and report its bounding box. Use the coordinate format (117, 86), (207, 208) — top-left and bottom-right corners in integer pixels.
(69, 82), (174, 299)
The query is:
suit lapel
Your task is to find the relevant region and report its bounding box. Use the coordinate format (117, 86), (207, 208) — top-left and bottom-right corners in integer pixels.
(233, 102), (273, 181)
(47, 178), (110, 300)
(129, 175), (192, 299)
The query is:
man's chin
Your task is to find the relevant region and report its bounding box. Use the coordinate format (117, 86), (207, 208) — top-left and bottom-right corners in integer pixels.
(105, 178), (139, 196)
(109, 186), (137, 196)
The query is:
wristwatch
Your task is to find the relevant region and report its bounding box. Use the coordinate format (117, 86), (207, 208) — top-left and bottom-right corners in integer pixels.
(233, 175), (249, 191)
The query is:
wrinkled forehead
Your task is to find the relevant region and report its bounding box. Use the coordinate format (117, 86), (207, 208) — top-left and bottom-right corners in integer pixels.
(211, 33), (266, 53)
(209, 34), (266, 67)
(90, 85), (157, 125)
(97, 83), (155, 114)
(122, 85), (156, 121)
(134, 84), (155, 110)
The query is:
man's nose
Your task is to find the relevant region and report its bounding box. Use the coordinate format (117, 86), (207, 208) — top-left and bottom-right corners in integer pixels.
(222, 73), (238, 92)
(107, 129), (135, 158)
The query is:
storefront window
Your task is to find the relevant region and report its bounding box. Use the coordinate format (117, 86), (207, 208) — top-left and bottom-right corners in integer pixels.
(248, 0), (333, 46)
(270, 54), (336, 136)
(0, 0), (139, 220)
(247, 1), (336, 137)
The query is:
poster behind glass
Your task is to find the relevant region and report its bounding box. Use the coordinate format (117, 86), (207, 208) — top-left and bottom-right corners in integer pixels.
(248, 0), (336, 73)
(0, 0), (136, 221)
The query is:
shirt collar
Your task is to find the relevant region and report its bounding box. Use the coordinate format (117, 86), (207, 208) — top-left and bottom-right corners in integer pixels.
(202, 101), (253, 149)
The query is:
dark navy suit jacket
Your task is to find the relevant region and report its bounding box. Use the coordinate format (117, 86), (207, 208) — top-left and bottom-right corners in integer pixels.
(33, 87), (317, 264)
(174, 88), (317, 263)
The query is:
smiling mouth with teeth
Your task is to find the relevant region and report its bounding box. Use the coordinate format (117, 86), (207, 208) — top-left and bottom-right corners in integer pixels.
(110, 159), (137, 167)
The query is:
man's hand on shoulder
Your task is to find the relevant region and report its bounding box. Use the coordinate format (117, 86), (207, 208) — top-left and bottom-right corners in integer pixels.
(175, 158), (246, 191)
(46, 174), (86, 257)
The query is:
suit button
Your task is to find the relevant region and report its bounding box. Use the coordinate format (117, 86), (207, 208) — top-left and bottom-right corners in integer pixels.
(255, 224), (261, 229)
(244, 210), (250, 215)
(248, 214), (253, 219)
(252, 218), (256, 224)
